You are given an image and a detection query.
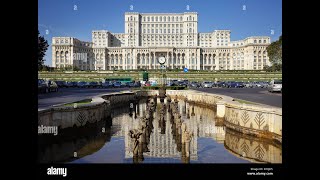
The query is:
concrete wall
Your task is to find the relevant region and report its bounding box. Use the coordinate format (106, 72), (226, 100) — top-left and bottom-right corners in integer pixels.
(224, 130), (282, 163)
(38, 91), (137, 129)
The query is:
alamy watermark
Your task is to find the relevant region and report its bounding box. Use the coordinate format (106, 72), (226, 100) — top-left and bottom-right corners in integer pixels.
(47, 166), (67, 177)
(38, 125), (58, 136)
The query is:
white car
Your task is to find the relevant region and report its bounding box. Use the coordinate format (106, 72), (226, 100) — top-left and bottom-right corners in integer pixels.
(268, 79), (282, 93)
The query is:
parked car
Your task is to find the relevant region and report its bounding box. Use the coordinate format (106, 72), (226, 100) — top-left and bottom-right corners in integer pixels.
(55, 81), (68, 88)
(236, 82), (245, 88)
(216, 81), (225, 88)
(38, 79), (48, 93)
(77, 81), (87, 88)
(225, 81), (238, 88)
(113, 81), (122, 88)
(88, 82), (98, 88)
(70, 81), (78, 88)
(189, 81), (200, 88)
(65, 81), (74, 88)
(134, 81), (141, 87)
(202, 81), (214, 88)
(177, 80), (187, 87)
(102, 81), (113, 88)
(268, 79), (282, 93)
(46, 80), (59, 92)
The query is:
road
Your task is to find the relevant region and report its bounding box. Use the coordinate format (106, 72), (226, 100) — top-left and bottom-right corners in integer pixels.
(38, 88), (129, 109)
(38, 87), (282, 109)
(190, 87), (282, 107)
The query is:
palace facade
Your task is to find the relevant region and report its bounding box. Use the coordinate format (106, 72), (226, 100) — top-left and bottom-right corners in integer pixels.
(52, 12), (271, 70)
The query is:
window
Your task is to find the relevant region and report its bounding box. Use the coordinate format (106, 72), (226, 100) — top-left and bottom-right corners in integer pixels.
(259, 40), (261, 43)
(180, 17), (182, 21)
(264, 40), (266, 43)
(160, 16), (162, 21)
(254, 40), (257, 43)
(148, 17), (150, 21)
(156, 17), (158, 21)
(143, 17), (146, 21)
(164, 17), (166, 21)
(130, 16), (133, 21)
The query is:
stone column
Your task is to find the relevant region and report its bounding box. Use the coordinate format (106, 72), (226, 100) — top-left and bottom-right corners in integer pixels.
(171, 52), (174, 69)
(148, 53), (151, 70)
(197, 49), (200, 70)
(166, 51), (169, 67)
(153, 52), (156, 69)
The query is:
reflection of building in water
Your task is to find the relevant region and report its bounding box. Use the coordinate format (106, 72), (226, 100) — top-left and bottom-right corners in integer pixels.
(224, 129), (282, 163)
(110, 100), (226, 160)
(183, 102), (225, 143)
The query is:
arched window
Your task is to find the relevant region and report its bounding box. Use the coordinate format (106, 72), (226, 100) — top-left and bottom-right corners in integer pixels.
(254, 40), (257, 43)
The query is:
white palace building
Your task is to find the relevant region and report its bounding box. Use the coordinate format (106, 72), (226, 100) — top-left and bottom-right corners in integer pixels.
(52, 12), (271, 71)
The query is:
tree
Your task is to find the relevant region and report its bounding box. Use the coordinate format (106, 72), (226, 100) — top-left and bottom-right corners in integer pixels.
(38, 30), (49, 70)
(267, 35), (282, 65)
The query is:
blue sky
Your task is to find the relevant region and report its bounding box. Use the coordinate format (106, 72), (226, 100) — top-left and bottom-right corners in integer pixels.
(39, 0), (282, 66)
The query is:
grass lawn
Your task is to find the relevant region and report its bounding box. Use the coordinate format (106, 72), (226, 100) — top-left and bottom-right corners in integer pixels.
(63, 99), (92, 107)
(233, 98), (258, 105)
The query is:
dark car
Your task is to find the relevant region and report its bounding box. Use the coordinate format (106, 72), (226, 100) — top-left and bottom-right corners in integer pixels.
(225, 81), (238, 88)
(102, 81), (113, 88)
(55, 81), (68, 88)
(113, 81), (122, 88)
(177, 80), (187, 87)
(77, 81), (87, 88)
(88, 82), (98, 88)
(236, 82), (245, 88)
(46, 80), (59, 92)
(70, 81), (78, 87)
(189, 81), (199, 88)
(38, 79), (48, 93)
(134, 81), (141, 87)
(216, 81), (226, 88)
